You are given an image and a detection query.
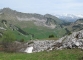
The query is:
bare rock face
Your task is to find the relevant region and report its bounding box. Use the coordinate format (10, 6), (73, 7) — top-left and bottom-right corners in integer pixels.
(62, 30), (83, 49)
(24, 39), (64, 53)
(24, 40), (57, 53)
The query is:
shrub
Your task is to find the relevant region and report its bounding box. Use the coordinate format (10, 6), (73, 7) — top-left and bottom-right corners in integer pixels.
(49, 35), (54, 38)
(19, 39), (24, 42)
(0, 30), (16, 52)
(68, 32), (72, 35)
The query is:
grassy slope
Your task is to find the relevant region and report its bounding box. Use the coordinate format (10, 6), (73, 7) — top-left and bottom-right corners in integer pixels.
(0, 18), (67, 41)
(0, 49), (83, 60)
(20, 21), (66, 39)
(7, 21), (66, 41)
(0, 9), (67, 41)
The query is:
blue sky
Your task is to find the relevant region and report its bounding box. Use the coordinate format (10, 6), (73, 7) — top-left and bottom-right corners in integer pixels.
(0, 0), (83, 15)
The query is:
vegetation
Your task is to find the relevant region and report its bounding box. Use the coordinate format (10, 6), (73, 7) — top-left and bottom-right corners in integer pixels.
(49, 34), (54, 38)
(65, 28), (72, 35)
(1, 30), (16, 42)
(0, 8), (83, 60)
(0, 29), (16, 52)
(0, 49), (83, 60)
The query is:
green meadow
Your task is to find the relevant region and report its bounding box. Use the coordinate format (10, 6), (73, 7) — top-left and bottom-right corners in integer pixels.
(0, 49), (83, 60)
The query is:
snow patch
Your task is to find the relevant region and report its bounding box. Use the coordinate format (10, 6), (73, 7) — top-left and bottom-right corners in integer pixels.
(24, 47), (33, 53)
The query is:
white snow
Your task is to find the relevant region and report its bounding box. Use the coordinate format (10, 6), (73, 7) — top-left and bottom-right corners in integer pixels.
(55, 14), (83, 19)
(24, 47), (33, 53)
(75, 14), (83, 18)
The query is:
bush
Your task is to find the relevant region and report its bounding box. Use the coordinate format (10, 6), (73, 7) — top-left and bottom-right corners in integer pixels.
(1, 30), (16, 52)
(49, 35), (54, 38)
(19, 39), (24, 42)
(68, 32), (72, 35)
(2, 30), (16, 42)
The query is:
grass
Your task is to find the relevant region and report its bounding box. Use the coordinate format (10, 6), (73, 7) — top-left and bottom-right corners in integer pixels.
(0, 20), (67, 41)
(0, 49), (83, 60)
(22, 25), (66, 40)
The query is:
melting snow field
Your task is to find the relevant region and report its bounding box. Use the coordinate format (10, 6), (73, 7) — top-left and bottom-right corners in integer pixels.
(24, 47), (33, 53)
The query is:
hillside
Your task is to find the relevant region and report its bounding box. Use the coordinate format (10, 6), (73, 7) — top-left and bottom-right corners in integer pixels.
(64, 19), (83, 32)
(0, 8), (67, 41)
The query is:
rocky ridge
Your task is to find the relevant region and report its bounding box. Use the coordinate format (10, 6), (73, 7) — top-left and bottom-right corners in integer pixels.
(0, 8), (63, 29)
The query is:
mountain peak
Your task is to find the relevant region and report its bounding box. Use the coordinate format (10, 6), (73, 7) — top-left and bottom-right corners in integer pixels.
(2, 7), (12, 10)
(1, 7), (13, 11)
(55, 14), (83, 22)
(0, 7), (16, 14)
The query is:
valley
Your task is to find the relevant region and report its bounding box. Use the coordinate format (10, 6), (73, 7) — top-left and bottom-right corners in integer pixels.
(0, 8), (83, 60)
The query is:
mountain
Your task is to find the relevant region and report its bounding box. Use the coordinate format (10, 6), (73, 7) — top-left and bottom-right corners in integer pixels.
(0, 8), (64, 28)
(44, 14), (63, 24)
(55, 14), (83, 22)
(0, 8), (67, 40)
(64, 19), (83, 32)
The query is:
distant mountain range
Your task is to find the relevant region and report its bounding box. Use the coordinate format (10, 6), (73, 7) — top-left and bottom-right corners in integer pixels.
(55, 14), (83, 22)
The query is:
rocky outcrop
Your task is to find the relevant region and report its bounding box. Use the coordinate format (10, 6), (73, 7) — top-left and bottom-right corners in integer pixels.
(23, 38), (64, 53)
(23, 30), (83, 53)
(15, 40), (63, 53)
(62, 30), (83, 49)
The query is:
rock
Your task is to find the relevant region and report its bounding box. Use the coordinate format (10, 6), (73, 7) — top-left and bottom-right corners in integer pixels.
(62, 30), (83, 49)
(23, 39), (64, 53)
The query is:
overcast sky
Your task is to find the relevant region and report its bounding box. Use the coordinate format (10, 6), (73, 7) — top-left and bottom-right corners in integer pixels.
(0, 0), (83, 15)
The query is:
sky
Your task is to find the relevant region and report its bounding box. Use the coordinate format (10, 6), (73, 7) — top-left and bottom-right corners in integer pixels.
(0, 0), (83, 15)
